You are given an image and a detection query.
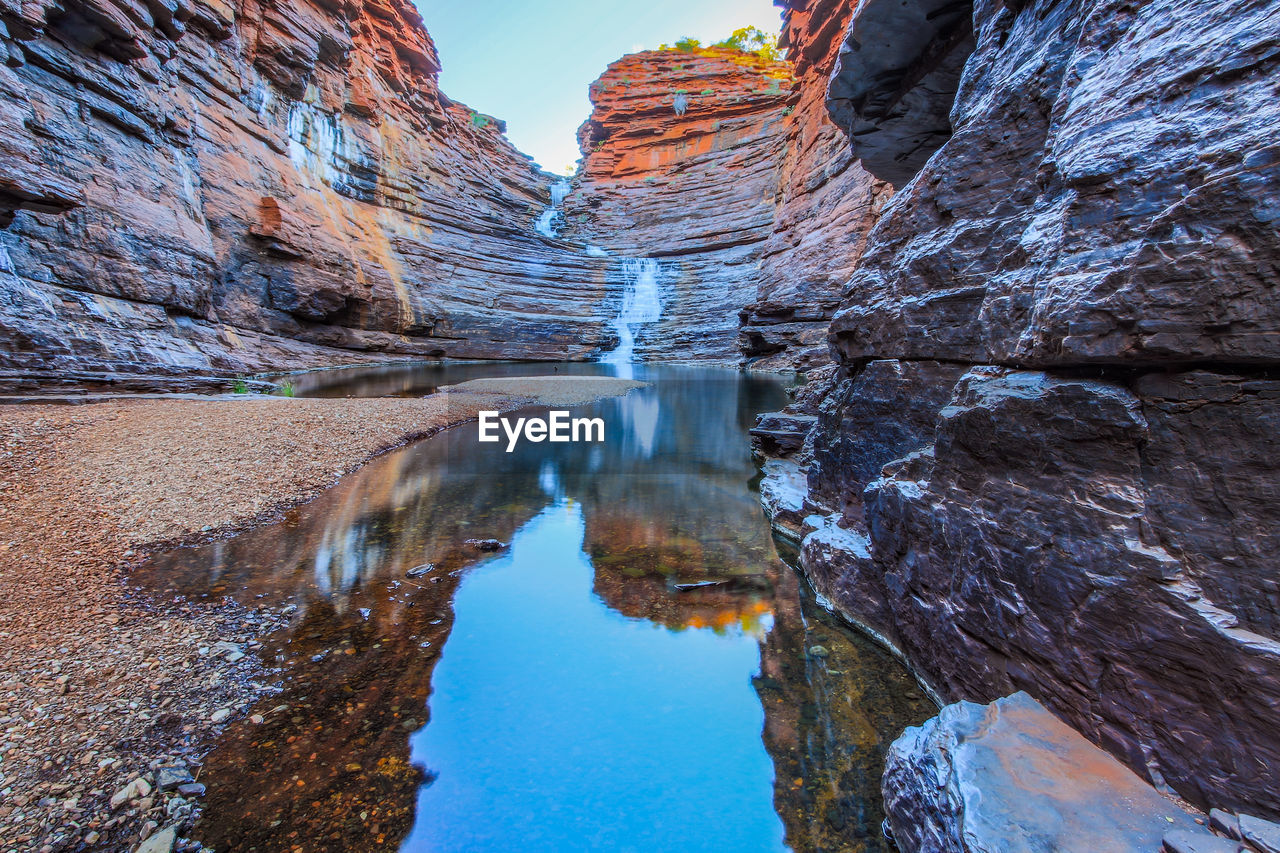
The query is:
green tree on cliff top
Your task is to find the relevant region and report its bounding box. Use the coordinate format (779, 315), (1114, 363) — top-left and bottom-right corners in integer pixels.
(660, 27), (781, 63)
(712, 26), (781, 62)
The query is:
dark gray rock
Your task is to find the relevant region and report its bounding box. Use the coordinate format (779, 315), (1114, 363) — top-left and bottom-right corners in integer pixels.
(1240, 814), (1280, 853)
(825, 0), (975, 185)
(155, 766), (194, 792)
(1211, 809), (1242, 840)
(776, 0), (1280, 822)
(1163, 830), (1245, 853)
(883, 692), (1206, 853)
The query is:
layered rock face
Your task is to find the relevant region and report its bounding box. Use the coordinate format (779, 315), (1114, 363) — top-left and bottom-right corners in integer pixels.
(559, 48), (795, 363)
(765, 0), (1280, 819)
(562, 15), (891, 369)
(0, 0), (613, 389)
(740, 0), (892, 369)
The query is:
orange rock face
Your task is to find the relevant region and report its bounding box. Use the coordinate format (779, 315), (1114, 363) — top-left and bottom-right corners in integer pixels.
(563, 24), (888, 367)
(744, 0), (893, 368)
(0, 0), (612, 387)
(562, 48), (796, 363)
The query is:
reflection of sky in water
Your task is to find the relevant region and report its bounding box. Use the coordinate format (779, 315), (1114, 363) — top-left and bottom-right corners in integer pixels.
(133, 365), (931, 852)
(406, 502), (784, 852)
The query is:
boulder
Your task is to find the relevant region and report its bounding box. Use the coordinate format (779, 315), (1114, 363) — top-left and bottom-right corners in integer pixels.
(883, 692), (1213, 853)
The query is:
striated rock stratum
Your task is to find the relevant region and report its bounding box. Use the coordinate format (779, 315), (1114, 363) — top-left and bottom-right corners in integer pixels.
(757, 0), (1280, 822)
(0, 0), (616, 390)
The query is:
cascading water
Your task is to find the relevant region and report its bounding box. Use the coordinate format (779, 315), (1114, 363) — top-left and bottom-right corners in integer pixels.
(534, 179), (571, 238)
(602, 258), (663, 379)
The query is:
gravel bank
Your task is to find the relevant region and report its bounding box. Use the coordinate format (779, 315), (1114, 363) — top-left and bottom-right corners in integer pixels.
(0, 378), (641, 851)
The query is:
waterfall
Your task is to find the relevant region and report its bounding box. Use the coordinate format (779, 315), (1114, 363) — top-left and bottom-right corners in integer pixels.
(602, 258), (663, 378)
(534, 179), (571, 238)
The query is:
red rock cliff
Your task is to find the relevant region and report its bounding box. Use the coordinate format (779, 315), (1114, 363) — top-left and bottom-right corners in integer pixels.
(0, 0), (612, 388)
(562, 17), (889, 368)
(561, 47), (795, 363)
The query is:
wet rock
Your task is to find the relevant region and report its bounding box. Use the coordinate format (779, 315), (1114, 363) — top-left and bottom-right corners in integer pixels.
(176, 782), (206, 798)
(208, 708), (230, 724)
(883, 692), (1205, 852)
(463, 539), (505, 552)
(405, 563), (434, 578)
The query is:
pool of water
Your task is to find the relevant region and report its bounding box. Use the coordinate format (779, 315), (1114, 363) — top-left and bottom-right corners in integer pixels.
(281, 360), (614, 398)
(135, 365), (932, 852)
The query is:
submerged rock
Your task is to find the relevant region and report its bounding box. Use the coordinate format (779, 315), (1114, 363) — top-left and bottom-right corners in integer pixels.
(883, 692), (1210, 853)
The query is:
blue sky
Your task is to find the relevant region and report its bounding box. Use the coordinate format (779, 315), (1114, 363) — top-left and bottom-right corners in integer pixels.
(417, 0), (783, 174)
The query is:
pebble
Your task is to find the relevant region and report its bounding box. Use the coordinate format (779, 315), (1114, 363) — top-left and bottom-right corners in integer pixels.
(156, 766), (193, 792)
(209, 708), (231, 724)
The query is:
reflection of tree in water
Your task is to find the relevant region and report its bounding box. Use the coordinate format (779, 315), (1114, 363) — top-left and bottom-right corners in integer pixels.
(757, 561), (935, 853)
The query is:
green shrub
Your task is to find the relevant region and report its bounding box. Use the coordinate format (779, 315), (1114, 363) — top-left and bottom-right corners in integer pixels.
(232, 378), (249, 394)
(673, 36), (701, 52)
(712, 26), (781, 62)
(276, 379), (296, 397)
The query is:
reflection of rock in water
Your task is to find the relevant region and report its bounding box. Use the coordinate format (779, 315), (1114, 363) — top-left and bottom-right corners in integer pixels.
(757, 563), (935, 853)
(134, 441), (551, 851)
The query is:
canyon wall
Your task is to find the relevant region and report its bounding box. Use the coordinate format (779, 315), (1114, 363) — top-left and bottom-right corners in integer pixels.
(560, 47), (795, 363)
(563, 14), (888, 368)
(762, 0), (1280, 819)
(741, 0), (892, 369)
(0, 0), (614, 391)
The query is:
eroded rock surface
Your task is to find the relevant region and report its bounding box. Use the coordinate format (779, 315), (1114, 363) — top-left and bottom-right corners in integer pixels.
(758, 0), (1280, 820)
(561, 47), (795, 363)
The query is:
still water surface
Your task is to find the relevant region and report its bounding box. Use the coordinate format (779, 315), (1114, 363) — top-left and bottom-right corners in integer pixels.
(136, 364), (931, 852)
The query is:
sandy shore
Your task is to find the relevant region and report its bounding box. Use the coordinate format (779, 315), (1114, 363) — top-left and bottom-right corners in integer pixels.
(0, 377), (640, 852)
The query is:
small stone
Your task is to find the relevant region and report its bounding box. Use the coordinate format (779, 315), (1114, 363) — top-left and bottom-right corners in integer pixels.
(140, 820), (157, 841)
(463, 538), (505, 551)
(1239, 814), (1280, 853)
(209, 708), (231, 724)
(135, 824), (178, 853)
(156, 766), (194, 792)
(1162, 829), (1244, 853)
(406, 563), (434, 578)
(249, 714), (264, 724)
(109, 777), (151, 810)
(176, 782), (206, 797)
(83, 831), (100, 844)
(1210, 809), (1242, 840)
(807, 645), (830, 658)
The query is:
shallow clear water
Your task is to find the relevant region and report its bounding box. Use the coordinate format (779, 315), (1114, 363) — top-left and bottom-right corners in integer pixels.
(135, 365), (932, 852)
(282, 360), (612, 398)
